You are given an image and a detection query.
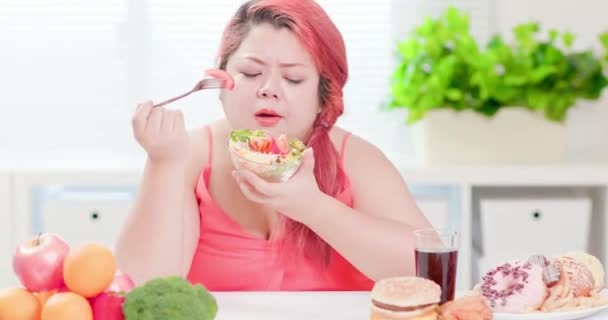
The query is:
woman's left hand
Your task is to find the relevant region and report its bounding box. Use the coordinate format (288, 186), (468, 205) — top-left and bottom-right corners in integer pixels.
(232, 148), (323, 223)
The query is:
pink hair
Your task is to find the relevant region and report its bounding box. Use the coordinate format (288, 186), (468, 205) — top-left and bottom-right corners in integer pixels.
(217, 0), (348, 264)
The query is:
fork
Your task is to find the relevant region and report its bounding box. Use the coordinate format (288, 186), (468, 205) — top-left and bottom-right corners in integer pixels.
(153, 76), (227, 108)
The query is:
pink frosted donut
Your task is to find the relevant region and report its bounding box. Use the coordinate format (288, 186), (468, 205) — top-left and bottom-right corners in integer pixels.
(480, 260), (548, 313)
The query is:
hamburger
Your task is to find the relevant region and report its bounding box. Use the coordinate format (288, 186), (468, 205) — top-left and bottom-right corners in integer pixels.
(371, 277), (441, 320)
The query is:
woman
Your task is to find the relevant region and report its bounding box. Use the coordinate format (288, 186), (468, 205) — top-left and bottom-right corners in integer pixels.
(115, 0), (433, 291)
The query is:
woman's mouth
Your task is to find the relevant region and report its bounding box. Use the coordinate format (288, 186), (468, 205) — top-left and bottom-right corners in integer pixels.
(255, 109), (282, 127)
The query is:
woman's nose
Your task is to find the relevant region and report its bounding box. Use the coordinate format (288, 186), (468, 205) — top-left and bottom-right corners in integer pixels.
(257, 81), (280, 100)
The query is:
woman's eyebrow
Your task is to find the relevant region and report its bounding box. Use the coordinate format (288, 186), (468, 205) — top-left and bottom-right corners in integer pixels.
(244, 55), (305, 68)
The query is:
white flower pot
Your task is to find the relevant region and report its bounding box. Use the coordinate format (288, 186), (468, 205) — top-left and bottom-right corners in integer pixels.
(412, 108), (567, 165)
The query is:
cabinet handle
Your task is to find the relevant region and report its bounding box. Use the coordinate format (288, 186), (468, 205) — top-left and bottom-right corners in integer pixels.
(90, 211), (100, 221)
(532, 210), (542, 220)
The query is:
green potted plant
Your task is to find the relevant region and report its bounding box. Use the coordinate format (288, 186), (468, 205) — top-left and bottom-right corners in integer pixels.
(387, 7), (608, 165)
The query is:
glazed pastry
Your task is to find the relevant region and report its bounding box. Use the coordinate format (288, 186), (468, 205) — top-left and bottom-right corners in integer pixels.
(554, 256), (595, 297)
(560, 251), (605, 294)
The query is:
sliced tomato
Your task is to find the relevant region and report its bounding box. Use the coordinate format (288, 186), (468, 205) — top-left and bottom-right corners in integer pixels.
(205, 68), (235, 90)
(249, 136), (272, 153)
(270, 137), (281, 155)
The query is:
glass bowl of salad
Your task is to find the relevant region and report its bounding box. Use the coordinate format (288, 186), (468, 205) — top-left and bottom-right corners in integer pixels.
(228, 129), (307, 182)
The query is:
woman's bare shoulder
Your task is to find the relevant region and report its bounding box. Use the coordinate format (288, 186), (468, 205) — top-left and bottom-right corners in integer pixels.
(328, 126), (350, 150)
(332, 128), (393, 175)
(329, 127), (385, 162)
(333, 129), (422, 223)
(184, 120), (224, 187)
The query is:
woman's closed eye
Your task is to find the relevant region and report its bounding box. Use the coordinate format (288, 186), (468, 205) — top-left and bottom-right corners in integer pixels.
(242, 72), (261, 78)
(240, 69), (303, 84)
(285, 78), (303, 85)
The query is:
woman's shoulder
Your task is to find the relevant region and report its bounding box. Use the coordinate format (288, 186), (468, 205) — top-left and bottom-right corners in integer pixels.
(330, 127), (386, 161)
(330, 126), (395, 176)
(184, 120), (224, 187)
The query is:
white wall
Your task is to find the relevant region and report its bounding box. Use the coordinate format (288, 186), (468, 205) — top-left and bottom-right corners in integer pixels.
(1, 1), (607, 166)
(0, 2), (135, 158)
(0, 1), (408, 166)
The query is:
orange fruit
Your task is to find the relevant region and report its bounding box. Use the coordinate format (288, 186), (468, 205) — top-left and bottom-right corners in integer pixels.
(0, 287), (41, 320)
(41, 292), (92, 320)
(34, 289), (57, 306)
(63, 243), (117, 297)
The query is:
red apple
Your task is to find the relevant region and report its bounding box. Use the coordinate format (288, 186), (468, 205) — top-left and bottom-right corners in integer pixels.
(92, 292), (125, 320)
(106, 270), (135, 293)
(12, 233), (70, 292)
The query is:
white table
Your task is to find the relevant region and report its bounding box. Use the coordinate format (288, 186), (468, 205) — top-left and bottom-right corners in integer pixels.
(212, 291), (608, 320)
(213, 291), (369, 320)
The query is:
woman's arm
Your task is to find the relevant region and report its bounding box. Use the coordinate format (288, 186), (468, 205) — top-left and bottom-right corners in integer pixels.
(114, 161), (197, 284)
(114, 124), (207, 285)
(301, 136), (433, 281)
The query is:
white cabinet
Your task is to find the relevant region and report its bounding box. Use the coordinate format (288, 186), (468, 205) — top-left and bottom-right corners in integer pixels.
(475, 195), (592, 277)
(480, 197), (591, 255)
(13, 172), (139, 252)
(37, 187), (135, 249)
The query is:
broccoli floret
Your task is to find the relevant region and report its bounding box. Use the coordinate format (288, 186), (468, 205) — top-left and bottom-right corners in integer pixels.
(123, 276), (217, 320)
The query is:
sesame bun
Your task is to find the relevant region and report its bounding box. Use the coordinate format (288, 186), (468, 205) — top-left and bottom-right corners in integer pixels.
(370, 277), (441, 320)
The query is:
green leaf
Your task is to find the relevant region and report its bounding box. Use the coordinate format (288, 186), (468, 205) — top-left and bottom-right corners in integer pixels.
(416, 17), (435, 37)
(493, 85), (520, 102)
(549, 29), (559, 42)
(476, 100), (501, 117)
(530, 65), (558, 83)
(562, 32), (575, 48)
(445, 88), (463, 101)
(600, 32), (608, 48)
(444, 6), (469, 34)
(486, 35), (504, 49)
(504, 74), (528, 86)
(514, 22), (539, 51)
(600, 32), (608, 62)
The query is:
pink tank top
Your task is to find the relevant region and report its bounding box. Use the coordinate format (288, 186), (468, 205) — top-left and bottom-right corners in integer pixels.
(187, 127), (374, 291)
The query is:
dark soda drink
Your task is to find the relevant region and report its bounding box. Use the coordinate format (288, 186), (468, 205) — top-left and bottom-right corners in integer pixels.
(415, 248), (458, 304)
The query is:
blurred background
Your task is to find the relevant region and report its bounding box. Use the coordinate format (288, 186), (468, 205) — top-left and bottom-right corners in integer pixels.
(1, 0), (607, 290)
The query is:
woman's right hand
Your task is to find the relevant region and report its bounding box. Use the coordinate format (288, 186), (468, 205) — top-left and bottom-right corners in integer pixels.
(132, 100), (188, 164)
